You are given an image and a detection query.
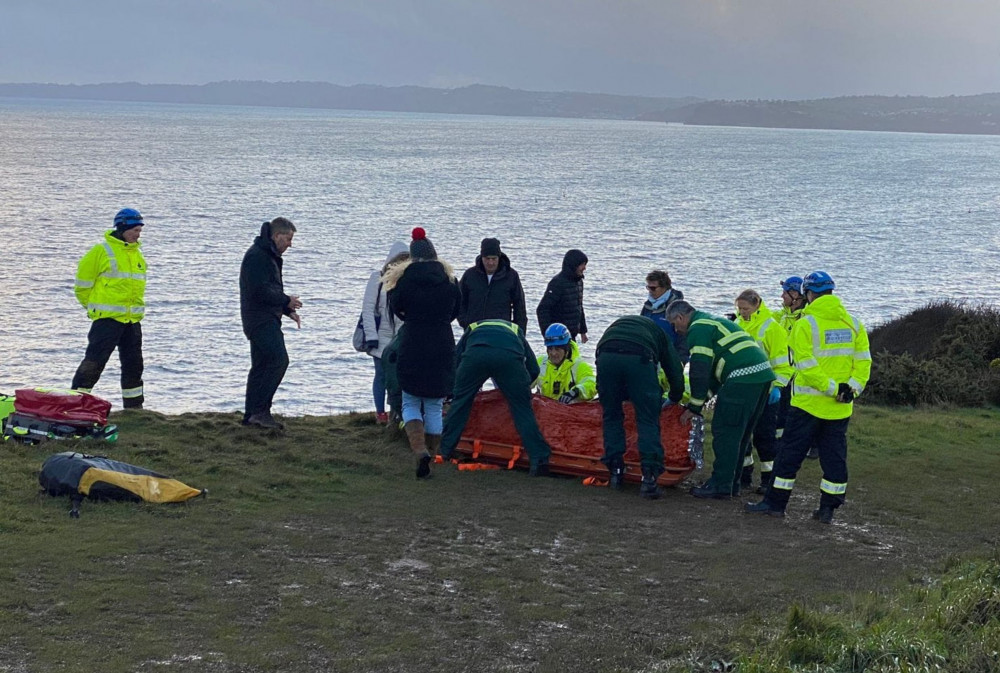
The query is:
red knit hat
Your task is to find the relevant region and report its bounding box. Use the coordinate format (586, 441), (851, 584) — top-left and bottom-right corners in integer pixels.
(409, 227), (437, 260)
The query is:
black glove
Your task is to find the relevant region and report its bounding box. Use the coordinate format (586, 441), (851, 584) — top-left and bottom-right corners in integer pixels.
(558, 388), (580, 404)
(365, 340), (379, 352)
(836, 383), (855, 403)
(725, 312), (737, 321)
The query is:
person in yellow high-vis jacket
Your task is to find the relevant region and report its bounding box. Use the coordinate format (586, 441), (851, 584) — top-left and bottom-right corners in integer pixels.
(534, 323), (597, 403)
(746, 271), (871, 523)
(735, 289), (793, 493)
(71, 208), (148, 409)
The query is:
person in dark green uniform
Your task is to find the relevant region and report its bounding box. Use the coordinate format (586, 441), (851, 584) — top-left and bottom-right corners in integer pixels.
(666, 300), (775, 500)
(596, 315), (686, 499)
(440, 319), (552, 475)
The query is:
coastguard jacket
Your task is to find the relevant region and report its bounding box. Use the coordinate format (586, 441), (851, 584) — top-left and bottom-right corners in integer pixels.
(456, 319), (540, 382)
(685, 311), (774, 415)
(74, 230), (146, 324)
(789, 294), (871, 420)
(534, 340), (597, 401)
(772, 305), (803, 334)
(736, 299), (793, 389)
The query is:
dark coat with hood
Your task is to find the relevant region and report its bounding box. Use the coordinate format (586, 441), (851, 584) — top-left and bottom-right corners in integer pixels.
(385, 259), (462, 398)
(240, 221), (292, 338)
(536, 249), (589, 338)
(458, 253), (528, 332)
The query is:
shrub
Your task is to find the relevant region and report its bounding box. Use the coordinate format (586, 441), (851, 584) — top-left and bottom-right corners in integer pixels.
(863, 301), (1000, 407)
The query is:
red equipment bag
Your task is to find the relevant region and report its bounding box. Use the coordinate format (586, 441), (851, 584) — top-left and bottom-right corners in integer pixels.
(454, 390), (695, 486)
(14, 389), (112, 426)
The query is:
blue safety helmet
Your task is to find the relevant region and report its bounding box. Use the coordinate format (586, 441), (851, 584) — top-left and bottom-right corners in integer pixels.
(544, 323), (572, 347)
(780, 276), (803, 295)
(113, 208), (144, 230)
(802, 270), (835, 294)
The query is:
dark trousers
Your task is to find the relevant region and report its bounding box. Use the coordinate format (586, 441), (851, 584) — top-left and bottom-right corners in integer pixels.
(765, 407), (850, 511)
(244, 321), (289, 420)
(750, 399), (779, 476)
(71, 318), (144, 408)
(441, 346), (550, 462)
(708, 381), (771, 495)
(596, 351), (664, 474)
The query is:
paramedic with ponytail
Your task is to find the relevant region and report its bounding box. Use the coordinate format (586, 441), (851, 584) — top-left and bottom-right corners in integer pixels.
(71, 208), (148, 409)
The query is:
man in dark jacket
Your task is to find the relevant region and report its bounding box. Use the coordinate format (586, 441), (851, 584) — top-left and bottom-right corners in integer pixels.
(596, 315), (686, 499)
(440, 319), (552, 475)
(458, 238), (528, 333)
(537, 249), (589, 342)
(239, 218), (301, 430)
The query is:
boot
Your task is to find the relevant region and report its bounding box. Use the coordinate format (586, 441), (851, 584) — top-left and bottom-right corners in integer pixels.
(528, 459), (550, 477)
(607, 460), (626, 491)
(756, 472), (773, 495)
(812, 506), (835, 524)
(744, 500), (785, 518)
(425, 434), (442, 457)
(639, 467), (662, 500)
(689, 482), (731, 500)
(404, 420), (431, 479)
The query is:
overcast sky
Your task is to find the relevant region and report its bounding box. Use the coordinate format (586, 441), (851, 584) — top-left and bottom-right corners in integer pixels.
(2, 0), (999, 99)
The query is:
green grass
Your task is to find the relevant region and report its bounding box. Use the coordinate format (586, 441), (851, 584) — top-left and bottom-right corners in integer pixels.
(1, 406), (999, 672)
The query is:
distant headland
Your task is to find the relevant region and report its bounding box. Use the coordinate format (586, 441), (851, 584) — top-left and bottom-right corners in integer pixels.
(2, 81), (999, 135)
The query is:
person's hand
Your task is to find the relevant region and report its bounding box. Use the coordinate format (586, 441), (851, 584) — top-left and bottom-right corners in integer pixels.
(836, 382), (855, 403)
(768, 387), (781, 405)
(579, 333), (589, 344)
(558, 388), (580, 404)
(289, 311), (301, 329)
(287, 295), (303, 311)
(365, 340), (378, 352)
(661, 398), (676, 410)
(679, 408), (699, 426)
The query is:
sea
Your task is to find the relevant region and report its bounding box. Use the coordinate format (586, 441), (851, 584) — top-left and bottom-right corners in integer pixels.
(1, 98), (999, 416)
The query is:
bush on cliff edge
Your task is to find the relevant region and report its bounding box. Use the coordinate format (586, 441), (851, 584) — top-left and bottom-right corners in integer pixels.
(864, 300), (1000, 406)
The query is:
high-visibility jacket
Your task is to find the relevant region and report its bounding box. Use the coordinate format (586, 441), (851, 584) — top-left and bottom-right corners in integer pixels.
(685, 311), (774, 415)
(535, 340), (597, 401)
(737, 299), (793, 389)
(789, 294), (871, 420)
(74, 231), (146, 323)
(772, 305), (803, 334)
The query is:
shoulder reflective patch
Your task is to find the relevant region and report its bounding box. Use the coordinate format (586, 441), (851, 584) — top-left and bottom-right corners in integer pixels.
(824, 329), (853, 345)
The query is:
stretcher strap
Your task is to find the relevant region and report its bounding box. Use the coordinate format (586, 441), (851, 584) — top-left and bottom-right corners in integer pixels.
(507, 445), (522, 470)
(582, 477), (608, 487)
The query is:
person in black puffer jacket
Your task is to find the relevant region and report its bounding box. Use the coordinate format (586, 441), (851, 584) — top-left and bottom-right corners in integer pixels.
(537, 249), (589, 343)
(385, 227), (461, 479)
(458, 237), (528, 333)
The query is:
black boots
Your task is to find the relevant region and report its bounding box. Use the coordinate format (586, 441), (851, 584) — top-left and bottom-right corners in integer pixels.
(744, 500), (785, 518)
(639, 467), (662, 500)
(812, 506), (835, 524)
(607, 461), (626, 491)
(689, 482), (732, 500)
(528, 460), (550, 477)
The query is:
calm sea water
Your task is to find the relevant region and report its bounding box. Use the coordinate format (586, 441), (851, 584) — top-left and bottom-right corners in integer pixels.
(1, 98), (999, 415)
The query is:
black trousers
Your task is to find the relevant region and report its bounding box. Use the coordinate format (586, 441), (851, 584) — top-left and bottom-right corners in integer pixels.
(749, 399), (779, 475)
(765, 406), (850, 510)
(244, 320), (289, 420)
(71, 318), (144, 408)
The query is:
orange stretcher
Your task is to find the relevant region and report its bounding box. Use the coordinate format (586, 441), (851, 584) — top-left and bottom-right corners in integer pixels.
(453, 390), (695, 486)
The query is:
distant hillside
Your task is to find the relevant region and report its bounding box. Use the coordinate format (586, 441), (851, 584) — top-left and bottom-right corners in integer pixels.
(642, 94), (1000, 135)
(0, 81), (698, 121)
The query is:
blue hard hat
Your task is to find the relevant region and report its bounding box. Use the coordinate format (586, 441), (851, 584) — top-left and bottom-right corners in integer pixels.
(780, 276), (803, 294)
(114, 208), (144, 230)
(544, 323), (571, 347)
(802, 270), (835, 294)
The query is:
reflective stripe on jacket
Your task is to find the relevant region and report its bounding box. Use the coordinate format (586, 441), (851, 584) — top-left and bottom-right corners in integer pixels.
(535, 340), (596, 401)
(789, 294), (872, 420)
(74, 230), (146, 323)
(737, 299), (793, 388)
